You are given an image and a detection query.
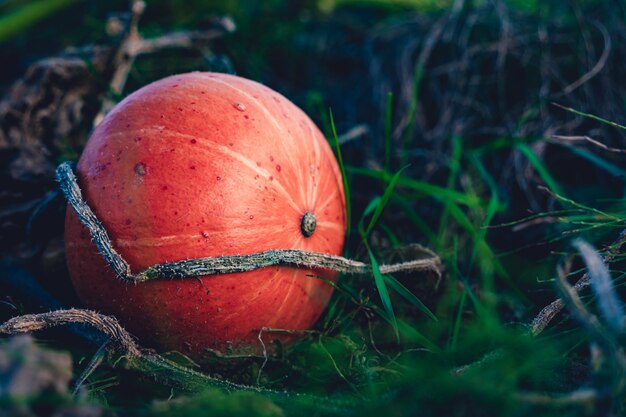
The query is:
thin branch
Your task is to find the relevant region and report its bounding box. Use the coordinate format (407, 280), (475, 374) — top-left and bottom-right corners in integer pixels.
(550, 135), (626, 154)
(0, 309), (141, 358)
(561, 21), (611, 95)
(0, 309), (357, 413)
(56, 162), (442, 283)
(530, 229), (626, 336)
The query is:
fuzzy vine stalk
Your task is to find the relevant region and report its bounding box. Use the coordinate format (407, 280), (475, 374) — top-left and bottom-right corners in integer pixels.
(56, 161), (441, 283)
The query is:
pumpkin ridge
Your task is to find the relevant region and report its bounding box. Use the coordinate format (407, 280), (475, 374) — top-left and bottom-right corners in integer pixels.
(269, 268), (301, 324)
(304, 115), (347, 224)
(207, 77), (289, 138)
(302, 110), (322, 210)
(112, 225), (290, 247)
(316, 187), (344, 213)
(315, 221), (345, 233)
(207, 76), (310, 207)
(141, 127), (303, 214)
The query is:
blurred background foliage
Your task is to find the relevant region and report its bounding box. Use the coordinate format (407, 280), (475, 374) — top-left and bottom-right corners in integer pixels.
(1, 0), (625, 416)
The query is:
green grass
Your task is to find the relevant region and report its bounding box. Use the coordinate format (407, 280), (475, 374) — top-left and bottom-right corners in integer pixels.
(330, 110), (352, 244)
(0, 0), (81, 43)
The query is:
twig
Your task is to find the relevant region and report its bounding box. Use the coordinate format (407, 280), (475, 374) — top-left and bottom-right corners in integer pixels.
(561, 21), (611, 96)
(554, 260), (612, 348)
(0, 309), (357, 414)
(93, 1), (235, 125)
(550, 135), (626, 154)
(514, 388), (597, 408)
(458, 231), (626, 376)
(135, 25), (235, 55)
(572, 239), (626, 333)
(56, 162), (442, 283)
(94, 0), (146, 124)
(0, 309), (141, 358)
(530, 229), (626, 336)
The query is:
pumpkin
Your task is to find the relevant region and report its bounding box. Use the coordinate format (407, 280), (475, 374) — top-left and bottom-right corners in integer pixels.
(64, 72), (346, 359)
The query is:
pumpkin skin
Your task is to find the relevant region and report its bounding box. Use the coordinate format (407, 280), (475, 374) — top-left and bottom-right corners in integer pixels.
(64, 72), (346, 359)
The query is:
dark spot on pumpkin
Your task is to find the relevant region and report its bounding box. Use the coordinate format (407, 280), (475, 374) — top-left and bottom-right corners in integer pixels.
(201, 231), (209, 238)
(134, 163), (146, 176)
(174, 211), (179, 215)
(244, 115), (249, 119)
(275, 164), (281, 172)
(256, 161), (261, 167)
(249, 215), (254, 219)
(216, 176), (221, 181)
(190, 139), (197, 144)
(162, 185), (168, 191)
(178, 107), (183, 112)
(190, 165), (196, 170)
(270, 156), (274, 162)
(269, 176), (274, 181)
(229, 142), (234, 146)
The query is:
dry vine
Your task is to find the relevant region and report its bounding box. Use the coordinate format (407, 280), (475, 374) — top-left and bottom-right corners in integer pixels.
(57, 161), (441, 283)
(530, 229), (626, 336)
(0, 308), (357, 413)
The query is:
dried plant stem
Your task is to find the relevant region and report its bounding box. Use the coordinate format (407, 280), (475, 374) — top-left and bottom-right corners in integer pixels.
(0, 309), (356, 413)
(530, 230), (626, 336)
(458, 231), (626, 376)
(0, 309), (141, 358)
(56, 162), (441, 283)
(514, 388), (597, 408)
(93, 0), (235, 125)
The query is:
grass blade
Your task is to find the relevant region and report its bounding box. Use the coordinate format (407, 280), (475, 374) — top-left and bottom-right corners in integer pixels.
(437, 134), (463, 243)
(363, 166), (407, 238)
(329, 109), (352, 241)
(384, 91), (393, 171)
(0, 0), (80, 44)
(384, 274), (437, 321)
(368, 247), (399, 342)
(347, 166), (486, 208)
(517, 143), (566, 197)
(553, 102), (626, 131)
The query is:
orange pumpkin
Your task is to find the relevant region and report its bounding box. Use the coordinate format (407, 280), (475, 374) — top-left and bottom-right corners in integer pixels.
(64, 72), (346, 359)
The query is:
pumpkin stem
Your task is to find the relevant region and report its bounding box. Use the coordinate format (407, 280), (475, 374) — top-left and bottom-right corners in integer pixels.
(300, 211), (317, 238)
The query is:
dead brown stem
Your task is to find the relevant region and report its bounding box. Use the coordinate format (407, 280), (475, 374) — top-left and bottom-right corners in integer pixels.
(530, 229), (626, 336)
(0, 309), (141, 358)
